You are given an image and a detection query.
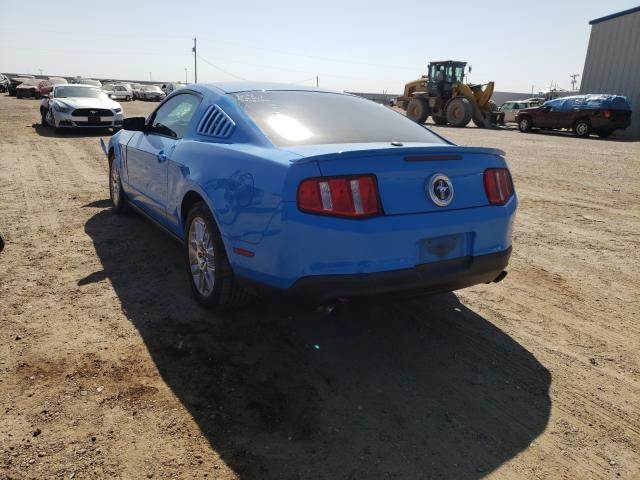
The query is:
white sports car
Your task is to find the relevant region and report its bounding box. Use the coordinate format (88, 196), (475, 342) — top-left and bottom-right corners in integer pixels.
(40, 84), (124, 131)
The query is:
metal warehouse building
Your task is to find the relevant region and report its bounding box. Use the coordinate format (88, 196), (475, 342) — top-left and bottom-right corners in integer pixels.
(580, 6), (640, 138)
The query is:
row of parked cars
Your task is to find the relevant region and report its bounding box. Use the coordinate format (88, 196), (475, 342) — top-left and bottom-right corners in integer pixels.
(1, 73), (186, 102)
(498, 94), (632, 138)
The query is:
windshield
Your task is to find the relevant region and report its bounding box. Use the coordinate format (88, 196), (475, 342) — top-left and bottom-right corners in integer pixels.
(54, 86), (105, 98)
(76, 79), (101, 87)
(142, 86), (162, 92)
(234, 91), (446, 147)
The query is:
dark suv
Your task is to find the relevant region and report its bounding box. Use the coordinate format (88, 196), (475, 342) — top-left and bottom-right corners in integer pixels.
(515, 94), (632, 138)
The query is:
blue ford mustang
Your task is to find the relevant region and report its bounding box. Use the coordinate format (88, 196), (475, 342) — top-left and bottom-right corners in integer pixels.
(102, 82), (517, 310)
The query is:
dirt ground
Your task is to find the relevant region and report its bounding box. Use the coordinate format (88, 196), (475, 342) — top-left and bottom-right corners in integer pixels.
(0, 94), (639, 480)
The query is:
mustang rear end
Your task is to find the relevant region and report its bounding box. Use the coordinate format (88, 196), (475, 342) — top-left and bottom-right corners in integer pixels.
(234, 145), (516, 303)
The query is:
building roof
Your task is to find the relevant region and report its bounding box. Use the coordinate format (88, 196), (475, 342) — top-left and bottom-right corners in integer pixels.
(589, 5), (640, 25)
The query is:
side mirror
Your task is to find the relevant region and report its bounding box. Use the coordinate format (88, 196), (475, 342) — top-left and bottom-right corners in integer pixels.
(123, 117), (147, 132)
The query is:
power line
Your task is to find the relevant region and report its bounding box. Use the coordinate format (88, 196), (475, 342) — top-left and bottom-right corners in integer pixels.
(196, 37), (416, 71)
(196, 55), (248, 81)
(196, 53), (365, 80)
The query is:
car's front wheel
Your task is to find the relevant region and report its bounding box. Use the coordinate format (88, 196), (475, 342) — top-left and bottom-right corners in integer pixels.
(574, 119), (592, 138)
(518, 116), (532, 132)
(125, 95), (132, 102)
(184, 202), (248, 310)
(109, 154), (129, 214)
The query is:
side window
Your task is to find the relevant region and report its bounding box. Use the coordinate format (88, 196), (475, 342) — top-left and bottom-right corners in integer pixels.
(149, 93), (201, 139)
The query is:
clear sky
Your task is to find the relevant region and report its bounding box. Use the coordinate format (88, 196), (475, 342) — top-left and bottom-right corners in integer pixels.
(1, 0), (637, 93)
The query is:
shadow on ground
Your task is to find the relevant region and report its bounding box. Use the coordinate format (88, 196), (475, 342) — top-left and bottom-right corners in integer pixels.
(82, 206), (551, 480)
(31, 123), (114, 138)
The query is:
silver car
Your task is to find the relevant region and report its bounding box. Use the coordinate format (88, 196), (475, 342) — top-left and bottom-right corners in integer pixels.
(40, 84), (124, 131)
(102, 83), (133, 101)
(138, 85), (166, 101)
(499, 100), (537, 123)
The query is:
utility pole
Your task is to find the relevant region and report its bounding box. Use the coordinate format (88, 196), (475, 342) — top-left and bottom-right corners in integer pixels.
(185, 68), (188, 84)
(192, 38), (198, 84)
(149, 72), (152, 81)
(570, 73), (580, 91)
(38, 69), (43, 76)
(316, 75), (318, 88)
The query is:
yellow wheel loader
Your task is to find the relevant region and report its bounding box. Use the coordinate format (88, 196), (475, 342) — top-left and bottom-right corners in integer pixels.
(397, 60), (504, 128)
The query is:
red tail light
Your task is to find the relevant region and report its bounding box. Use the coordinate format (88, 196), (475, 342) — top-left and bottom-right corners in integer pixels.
(602, 110), (612, 119)
(298, 175), (382, 218)
(483, 168), (514, 205)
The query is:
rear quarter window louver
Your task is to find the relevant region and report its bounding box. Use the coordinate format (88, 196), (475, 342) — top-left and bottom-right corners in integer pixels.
(196, 104), (236, 139)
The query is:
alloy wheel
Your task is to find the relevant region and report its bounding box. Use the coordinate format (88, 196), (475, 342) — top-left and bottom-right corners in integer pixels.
(576, 122), (588, 136)
(188, 217), (216, 296)
(110, 161), (121, 205)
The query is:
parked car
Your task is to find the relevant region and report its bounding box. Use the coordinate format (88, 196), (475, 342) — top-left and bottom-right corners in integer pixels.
(71, 78), (102, 87)
(37, 77), (68, 96)
(0, 74), (9, 93)
(15, 78), (40, 98)
(516, 94), (632, 138)
(103, 83), (516, 310)
(102, 84), (132, 101)
(130, 83), (144, 99)
(162, 82), (185, 95)
(499, 100), (537, 123)
(40, 84), (123, 131)
(138, 85), (165, 101)
(8, 77), (34, 96)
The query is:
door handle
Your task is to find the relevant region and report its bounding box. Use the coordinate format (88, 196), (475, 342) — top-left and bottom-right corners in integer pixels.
(157, 151), (168, 163)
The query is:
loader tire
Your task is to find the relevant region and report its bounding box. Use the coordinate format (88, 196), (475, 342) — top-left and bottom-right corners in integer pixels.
(406, 98), (430, 124)
(445, 97), (472, 127)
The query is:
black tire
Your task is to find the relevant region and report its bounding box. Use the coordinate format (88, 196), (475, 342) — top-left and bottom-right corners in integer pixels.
(574, 119), (592, 138)
(40, 108), (48, 126)
(184, 202), (249, 310)
(432, 115), (447, 125)
(125, 95), (132, 102)
(518, 116), (532, 132)
(406, 98), (430, 124)
(445, 97), (472, 127)
(109, 153), (130, 214)
(595, 129), (614, 138)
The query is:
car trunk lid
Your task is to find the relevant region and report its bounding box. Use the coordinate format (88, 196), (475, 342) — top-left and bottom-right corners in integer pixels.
(285, 143), (506, 215)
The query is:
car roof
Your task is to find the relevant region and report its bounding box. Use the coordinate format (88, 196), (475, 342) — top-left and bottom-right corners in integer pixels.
(58, 83), (97, 88)
(199, 81), (341, 95)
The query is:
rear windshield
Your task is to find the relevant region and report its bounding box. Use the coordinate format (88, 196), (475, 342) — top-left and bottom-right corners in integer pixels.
(233, 91), (446, 147)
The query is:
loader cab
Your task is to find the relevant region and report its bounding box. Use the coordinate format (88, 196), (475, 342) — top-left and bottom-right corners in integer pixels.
(427, 61), (467, 99)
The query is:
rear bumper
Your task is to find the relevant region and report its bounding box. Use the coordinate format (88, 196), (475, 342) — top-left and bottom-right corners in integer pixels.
(238, 247), (511, 303)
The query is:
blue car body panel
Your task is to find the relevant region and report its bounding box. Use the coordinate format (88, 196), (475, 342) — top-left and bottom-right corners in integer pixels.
(106, 83), (517, 297)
